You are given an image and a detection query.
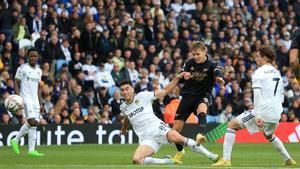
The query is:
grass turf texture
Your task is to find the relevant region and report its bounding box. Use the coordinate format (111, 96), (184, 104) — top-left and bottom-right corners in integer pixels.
(0, 143), (299, 169)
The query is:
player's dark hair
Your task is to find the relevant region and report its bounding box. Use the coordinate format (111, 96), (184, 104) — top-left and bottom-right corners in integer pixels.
(120, 79), (133, 87)
(27, 47), (40, 55)
(258, 46), (276, 62)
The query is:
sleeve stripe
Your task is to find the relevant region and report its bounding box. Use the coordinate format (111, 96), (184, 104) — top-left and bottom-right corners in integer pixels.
(214, 68), (222, 72)
(252, 87), (261, 89)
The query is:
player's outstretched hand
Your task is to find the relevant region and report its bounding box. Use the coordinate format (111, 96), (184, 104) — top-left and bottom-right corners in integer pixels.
(120, 129), (128, 135)
(183, 72), (193, 80)
(216, 77), (225, 89)
(177, 72), (185, 79)
(255, 118), (264, 129)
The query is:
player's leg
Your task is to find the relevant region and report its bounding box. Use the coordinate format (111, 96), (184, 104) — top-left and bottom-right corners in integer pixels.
(212, 119), (243, 167)
(263, 124), (296, 166)
(166, 130), (219, 162)
(196, 102), (208, 134)
(27, 107), (44, 156)
(173, 120), (185, 154)
(10, 117), (31, 154)
(133, 141), (176, 165)
(172, 97), (195, 162)
(213, 110), (259, 167)
(10, 107), (31, 154)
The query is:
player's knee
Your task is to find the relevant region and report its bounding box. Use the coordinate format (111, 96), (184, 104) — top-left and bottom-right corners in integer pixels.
(264, 133), (273, 141)
(227, 121), (238, 130)
(132, 156), (143, 164)
(27, 119), (38, 126)
(172, 120), (184, 132)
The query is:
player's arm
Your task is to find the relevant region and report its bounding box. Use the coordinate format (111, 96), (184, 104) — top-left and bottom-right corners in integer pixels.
(289, 31), (300, 67)
(213, 63), (225, 87)
(253, 87), (264, 128)
(38, 82), (44, 113)
(120, 117), (130, 135)
(14, 66), (23, 95)
(14, 79), (21, 95)
(252, 72), (264, 127)
(155, 72), (184, 98)
(289, 48), (299, 67)
(180, 60), (193, 81)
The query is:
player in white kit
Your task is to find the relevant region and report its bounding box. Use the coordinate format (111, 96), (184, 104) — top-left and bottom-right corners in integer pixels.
(212, 46), (296, 167)
(10, 48), (44, 157)
(119, 74), (220, 165)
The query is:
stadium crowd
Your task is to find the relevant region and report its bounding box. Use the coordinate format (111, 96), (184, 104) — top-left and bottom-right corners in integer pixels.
(0, 0), (299, 125)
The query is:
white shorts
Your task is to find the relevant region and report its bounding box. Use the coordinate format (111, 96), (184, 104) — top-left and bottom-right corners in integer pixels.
(236, 110), (278, 136)
(139, 122), (171, 153)
(23, 103), (40, 120)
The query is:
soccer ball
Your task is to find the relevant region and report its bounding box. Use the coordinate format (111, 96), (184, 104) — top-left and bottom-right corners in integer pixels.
(4, 94), (24, 113)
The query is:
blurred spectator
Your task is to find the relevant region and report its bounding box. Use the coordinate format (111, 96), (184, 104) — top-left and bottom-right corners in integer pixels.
(70, 107), (81, 123)
(0, 2), (13, 42)
(0, 113), (11, 125)
(218, 104), (235, 123)
(94, 63), (115, 89)
(108, 89), (122, 122)
(82, 54), (97, 89)
(12, 16), (31, 43)
(98, 104), (112, 124)
(289, 29), (300, 82)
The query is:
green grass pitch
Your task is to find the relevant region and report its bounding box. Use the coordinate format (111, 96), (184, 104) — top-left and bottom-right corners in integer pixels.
(0, 143), (299, 169)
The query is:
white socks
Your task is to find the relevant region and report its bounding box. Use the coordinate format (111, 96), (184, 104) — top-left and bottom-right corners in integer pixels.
(15, 123), (37, 152)
(269, 136), (291, 161)
(28, 127), (37, 152)
(184, 138), (213, 158)
(15, 123), (31, 142)
(143, 157), (173, 164)
(223, 128), (236, 160)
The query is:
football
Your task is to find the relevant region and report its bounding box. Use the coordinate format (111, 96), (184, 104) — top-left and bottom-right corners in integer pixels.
(4, 94), (24, 113)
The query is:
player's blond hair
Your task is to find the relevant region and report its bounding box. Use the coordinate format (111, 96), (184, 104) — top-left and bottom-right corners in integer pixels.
(191, 41), (207, 51)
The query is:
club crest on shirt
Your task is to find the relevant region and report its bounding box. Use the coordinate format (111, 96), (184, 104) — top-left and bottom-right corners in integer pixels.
(203, 97), (208, 103)
(135, 100), (139, 105)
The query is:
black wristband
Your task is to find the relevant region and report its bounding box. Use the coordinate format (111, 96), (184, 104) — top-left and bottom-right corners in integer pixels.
(214, 69), (223, 78)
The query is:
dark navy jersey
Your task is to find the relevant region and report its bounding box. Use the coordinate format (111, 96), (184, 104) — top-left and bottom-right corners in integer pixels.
(180, 57), (223, 96)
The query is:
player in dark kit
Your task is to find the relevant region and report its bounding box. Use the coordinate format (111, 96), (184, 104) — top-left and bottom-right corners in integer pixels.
(172, 41), (225, 163)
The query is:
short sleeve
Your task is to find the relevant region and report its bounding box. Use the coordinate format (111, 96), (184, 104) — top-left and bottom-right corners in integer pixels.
(119, 103), (127, 117)
(39, 69), (42, 81)
(137, 91), (155, 103)
(251, 70), (263, 89)
(15, 66), (24, 80)
(212, 62), (223, 77)
(182, 60), (191, 72)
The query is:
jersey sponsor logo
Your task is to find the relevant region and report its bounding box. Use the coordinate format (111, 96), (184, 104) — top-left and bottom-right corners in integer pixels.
(128, 107), (144, 118)
(192, 72), (208, 81)
(26, 77), (40, 83)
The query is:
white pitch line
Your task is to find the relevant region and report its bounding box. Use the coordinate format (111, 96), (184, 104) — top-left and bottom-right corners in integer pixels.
(8, 164), (299, 169)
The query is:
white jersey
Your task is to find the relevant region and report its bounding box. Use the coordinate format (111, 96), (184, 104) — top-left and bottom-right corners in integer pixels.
(120, 91), (163, 138)
(251, 64), (283, 123)
(15, 63), (42, 108)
